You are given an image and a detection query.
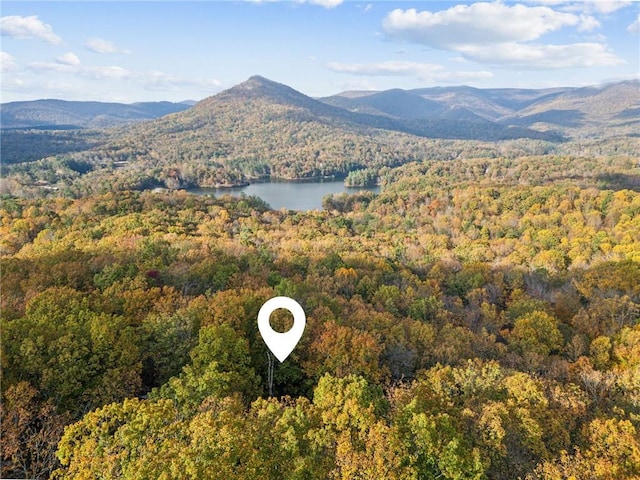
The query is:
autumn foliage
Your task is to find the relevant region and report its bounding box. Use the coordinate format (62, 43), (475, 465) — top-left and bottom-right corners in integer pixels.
(1, 154), (639, 479)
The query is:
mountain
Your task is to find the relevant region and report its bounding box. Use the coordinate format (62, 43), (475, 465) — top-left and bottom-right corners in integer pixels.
(0, 99), (192, 129)
(321, 80), (639, 137)
(96, 75), (441, 183)
(321, 88), (446, 119)
(208, 76), (556, 141)
(413, 86), (570, 118)
(498, 80), (640, 137)
(320, 85), (560, 122)
(112, 75), (559, 172)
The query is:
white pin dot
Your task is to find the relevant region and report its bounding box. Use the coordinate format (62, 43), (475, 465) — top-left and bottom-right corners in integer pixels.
(258, 296), (306, 363)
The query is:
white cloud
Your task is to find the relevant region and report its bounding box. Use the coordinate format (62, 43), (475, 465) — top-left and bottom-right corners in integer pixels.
(307, 0), (343, 7)
(26, 59), (220, 92)
(458, 42), (624, 68)
(588, 1), (632, 14)
(523, 1), (631, 14)
(522, 0), (570, 4)
(0, 51), (17, 72)
(577, 14), (601, 31)
(571, 1), (631, 14)
(28, 61), (76, 74)
(327, 60), (493, 83)
(2, 76), (26, 89)
(83, 66), (132, 80)
(382, 3), (623, 69)
(629, 13), (640, 34)
(383, 3), (593, 48)
(578, 1), (631, 14)
(56, 52), (81, 66)
(140, 70), (222, 91)
(247, 0), (343, 8)
(85, 37), (130, 54)
(29, 63), (132, 79)
(0, 15), (62, 44)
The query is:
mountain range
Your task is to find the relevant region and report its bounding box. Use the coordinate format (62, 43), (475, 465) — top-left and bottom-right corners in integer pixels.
(320, 79), (639, 138)
(1, 76), (638, 194)
(2, 77), (637, 138)
(0, 99), (193, 129)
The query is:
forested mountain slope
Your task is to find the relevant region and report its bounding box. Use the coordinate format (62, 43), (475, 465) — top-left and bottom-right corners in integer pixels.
(323, 79), (640, 138)
(501, 80), (640, 137)
(0, 99), (192, 129)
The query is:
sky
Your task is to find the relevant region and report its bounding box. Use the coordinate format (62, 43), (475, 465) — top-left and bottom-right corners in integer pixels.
(1, 0), (639, 103)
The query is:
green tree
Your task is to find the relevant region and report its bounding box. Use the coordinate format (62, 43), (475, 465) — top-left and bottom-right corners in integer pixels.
(153, 324), (261, 414)
(509, 311), (564, 369)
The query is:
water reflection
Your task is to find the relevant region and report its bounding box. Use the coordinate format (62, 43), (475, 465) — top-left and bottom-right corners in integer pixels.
(187, 179), (380, 211)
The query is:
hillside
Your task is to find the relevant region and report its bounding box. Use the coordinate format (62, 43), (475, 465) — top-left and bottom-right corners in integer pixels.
(500, 80), (640, 137)
(0, 99), (192, 129)
(105, 75), (442, 183)
(322, 80), (639, 138)
(321, 85), (568, 122)
(183, 75), (554, 142)
(320, 88), (447, 119)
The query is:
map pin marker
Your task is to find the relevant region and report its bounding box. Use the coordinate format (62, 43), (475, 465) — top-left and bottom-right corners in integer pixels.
(258, 296), (306, 363)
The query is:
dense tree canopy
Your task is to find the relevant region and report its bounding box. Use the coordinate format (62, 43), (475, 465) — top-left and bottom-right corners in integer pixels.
(1, 153), (639, 479)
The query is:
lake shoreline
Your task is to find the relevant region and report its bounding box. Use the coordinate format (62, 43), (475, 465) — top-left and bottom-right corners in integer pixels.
(184, 178), (380, 211)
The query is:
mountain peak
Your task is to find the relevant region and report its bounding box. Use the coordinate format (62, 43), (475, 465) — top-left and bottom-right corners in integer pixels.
(213, 75), (297, 98)
(236, 75), (292, 93)
(246, 74), (275, 84)
(198, 75), (323, 112)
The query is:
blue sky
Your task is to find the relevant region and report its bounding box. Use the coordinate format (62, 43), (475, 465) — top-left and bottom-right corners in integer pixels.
(1, 1), (639, 103)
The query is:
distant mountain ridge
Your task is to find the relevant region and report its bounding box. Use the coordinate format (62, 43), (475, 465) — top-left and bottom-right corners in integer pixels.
(201, 75), (561, 142)
(321, 79), (639, 137)
(0, 99), (192, 129)
(498, 80), (640, 136)
(2, 77), (636, 138)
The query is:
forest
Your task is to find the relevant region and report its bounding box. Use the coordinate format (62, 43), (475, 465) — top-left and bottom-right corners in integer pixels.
(1, 151), (639, 479)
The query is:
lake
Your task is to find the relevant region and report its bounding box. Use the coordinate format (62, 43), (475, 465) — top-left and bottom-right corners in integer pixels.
(188, 179), (380, 211)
